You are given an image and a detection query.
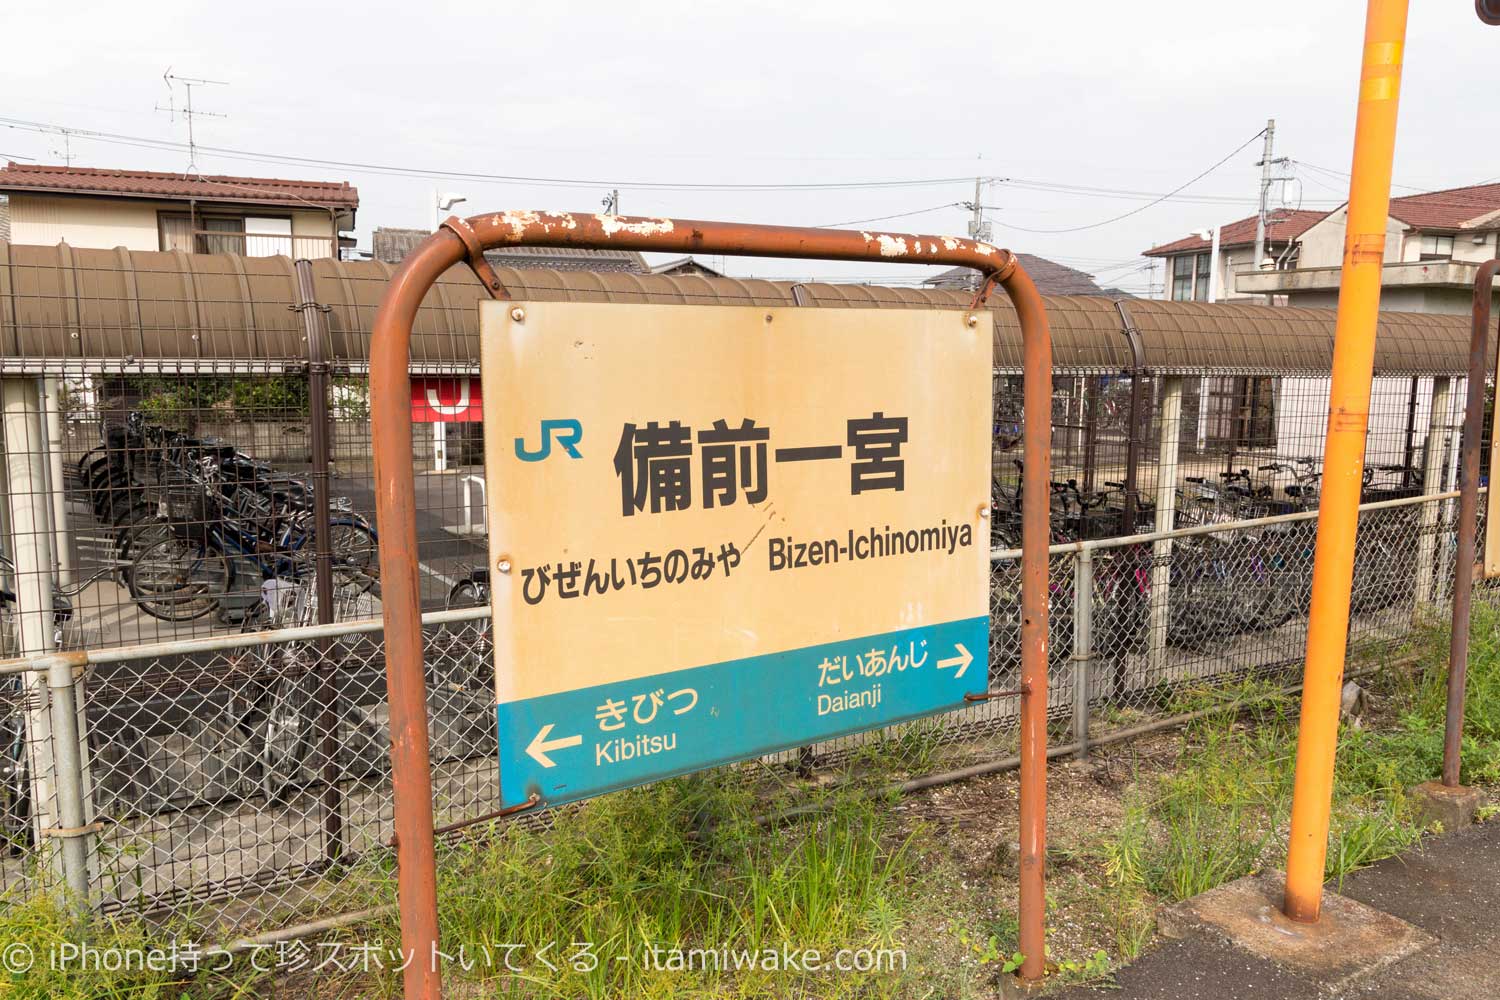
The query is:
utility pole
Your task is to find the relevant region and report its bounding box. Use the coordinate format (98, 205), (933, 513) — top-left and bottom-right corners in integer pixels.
(960, 178), (994, 291)
(1252, 119), (1291, 304)
(966, 177), (992, 242)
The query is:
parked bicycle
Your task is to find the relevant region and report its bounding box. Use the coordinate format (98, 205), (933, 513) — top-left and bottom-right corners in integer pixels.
(188, 572), (392, 804)
(122, 437), (377, 622)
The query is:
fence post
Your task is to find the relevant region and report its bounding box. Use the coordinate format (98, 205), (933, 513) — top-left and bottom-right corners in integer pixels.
(1440, 259), (1499, 787)
(1, 377), (92, 901)
(294, 259), (347, 866)
(44, 657), (92, 903)
(1148, 377), (1184, 680)
(1415, 375), (1453, 614)
(41, 378), (74, 591)
(1072, 548), (1092, 759)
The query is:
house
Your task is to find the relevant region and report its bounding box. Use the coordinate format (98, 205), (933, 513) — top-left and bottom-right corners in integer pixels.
(372, 226), (648, 273)
(1234, 182), (1500, 313)
(920, 254), (1118, 296)
(649, 256), (725, 278)
(1142, 209), (1326, 302)
(0, 162), (357, 258)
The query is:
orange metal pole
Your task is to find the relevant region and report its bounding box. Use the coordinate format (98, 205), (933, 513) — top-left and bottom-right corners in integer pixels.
(1283, 0), (1409, 923)
(369, 212), (1055, 996)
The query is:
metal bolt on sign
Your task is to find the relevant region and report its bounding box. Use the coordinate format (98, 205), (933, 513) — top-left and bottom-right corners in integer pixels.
(369, 212), (1057, 998)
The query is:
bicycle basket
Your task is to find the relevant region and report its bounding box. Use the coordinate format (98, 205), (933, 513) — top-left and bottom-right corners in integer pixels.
(160, 473), (223, 544)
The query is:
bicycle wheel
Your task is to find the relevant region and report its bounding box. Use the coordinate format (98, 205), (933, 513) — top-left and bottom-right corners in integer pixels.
(127, 535), (232, 622)
(439, 577), (494, 697)
(445, 578), (488, 610)
(327, 522), (378, 591)
(116, 512), (173, 585)
(255, 659), (316, 804)
(0, 692), (31, 854)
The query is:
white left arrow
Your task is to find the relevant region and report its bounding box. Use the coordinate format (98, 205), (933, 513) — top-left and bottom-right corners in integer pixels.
(936, 643), (974, 680)
(526, 724), (583, 768)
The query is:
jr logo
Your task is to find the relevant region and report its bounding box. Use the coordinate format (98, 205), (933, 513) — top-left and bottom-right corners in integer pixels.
(515, 419), (584, 462)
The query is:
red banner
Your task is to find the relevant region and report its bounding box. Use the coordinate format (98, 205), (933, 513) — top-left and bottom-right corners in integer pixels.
(410, 376), (483, 423)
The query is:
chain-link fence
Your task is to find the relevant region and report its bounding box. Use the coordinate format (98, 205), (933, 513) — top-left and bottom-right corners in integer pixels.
(0, 245), (1491, 945)
(0, 489), (1475, 942)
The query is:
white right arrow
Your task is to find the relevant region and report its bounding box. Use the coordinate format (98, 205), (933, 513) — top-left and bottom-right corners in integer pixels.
(525, 723), (583, 769)
(936, 643), (974, 680)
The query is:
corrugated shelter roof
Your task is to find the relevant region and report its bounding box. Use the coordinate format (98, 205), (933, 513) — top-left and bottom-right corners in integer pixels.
(0, 162), (359, 211)
(372, 227), (647, 273)
(1143, 209), (1327, 257)
(0, 240), (1483, 377)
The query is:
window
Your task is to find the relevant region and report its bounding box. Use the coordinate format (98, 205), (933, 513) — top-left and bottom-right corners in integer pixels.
(159, 212), (244, 254)
(243, 217), (292, 256)
(1418, 234), (1454, 261)
(198, 217), (243, 255)
(158, 213), (193, 252)
(158, 212), (307, 256)
(159, 212), (260, 254)
(1171, 252), (1212, 301)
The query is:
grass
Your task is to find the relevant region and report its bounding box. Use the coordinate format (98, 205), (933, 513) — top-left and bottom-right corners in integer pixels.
(0, 892), (266, 999)
(1087, 597), (1500, 956)
(346, 775), (925, 998)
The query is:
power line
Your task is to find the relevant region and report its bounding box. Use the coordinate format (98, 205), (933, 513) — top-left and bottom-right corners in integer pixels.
(988, 129), (1270, 235)
(813, 202), (963, 228)
(1292, 160), (1500, 213)
(1292, 159), (1431, 193)
(997, 178), (1320, 208)
(0, 115), (991, 193)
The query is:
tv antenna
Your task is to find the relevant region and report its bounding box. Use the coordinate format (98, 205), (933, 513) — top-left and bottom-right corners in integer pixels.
(155, 68), (227, 174)
(50, 129), (76, 167)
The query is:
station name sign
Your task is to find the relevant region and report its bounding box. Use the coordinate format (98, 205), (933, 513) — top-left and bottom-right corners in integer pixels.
(482, 302), (993, 808)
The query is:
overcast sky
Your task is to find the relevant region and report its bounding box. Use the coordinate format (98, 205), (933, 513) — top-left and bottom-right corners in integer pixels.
(1, 2), (1493, 294)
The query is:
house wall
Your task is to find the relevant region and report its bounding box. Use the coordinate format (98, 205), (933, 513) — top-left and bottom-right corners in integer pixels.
(1166, 243), (1295, 302)
(1397, 229), (1500, 264)
(1218, 246), (1259, 301)
(9, 194), (162, 250)
(1163, 248), (1255, 301)
(6, 193), (338, 255)
(1295, 207), (1405, 268)
(1283, 285), (1493, 316)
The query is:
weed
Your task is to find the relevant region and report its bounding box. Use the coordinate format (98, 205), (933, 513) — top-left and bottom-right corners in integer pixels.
(0, 891), (262, 999)
(347, 775), (922, 998)
(853, 717), (951, 778)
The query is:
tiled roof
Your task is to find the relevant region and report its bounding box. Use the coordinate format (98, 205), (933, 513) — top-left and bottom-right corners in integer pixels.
(372, 226), (648, 273)
(922, 254), (1110, 296)
(0, 162), (359, 210)
(1388, 183), (1500, 230)
(650, 255), (726, 277)
(1142, 209), (1326, 257)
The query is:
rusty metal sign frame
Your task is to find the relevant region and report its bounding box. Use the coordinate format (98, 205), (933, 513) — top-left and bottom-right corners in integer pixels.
(369, 211), (1056, 998)
(1450, 259), (1500, 791)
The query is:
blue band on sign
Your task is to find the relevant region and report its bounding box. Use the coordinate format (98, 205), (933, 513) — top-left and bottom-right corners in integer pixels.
(497, 615), (990, 809)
